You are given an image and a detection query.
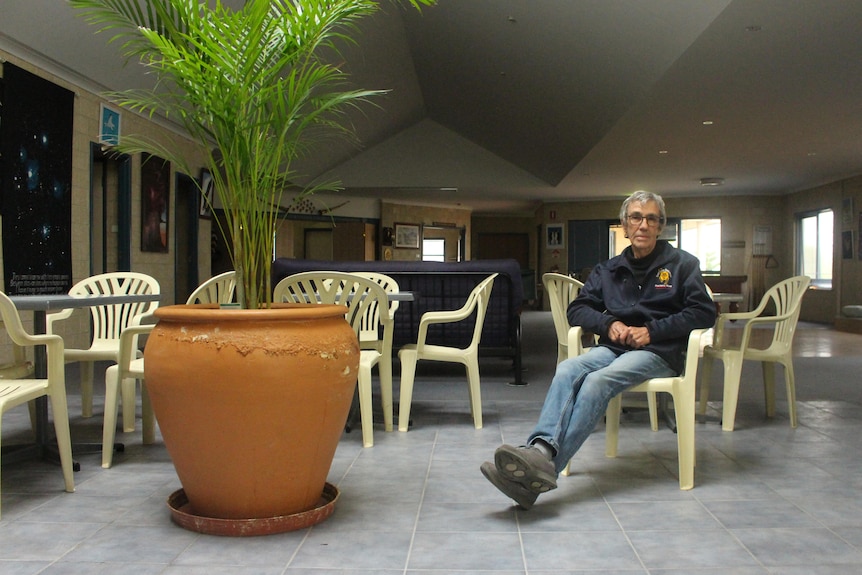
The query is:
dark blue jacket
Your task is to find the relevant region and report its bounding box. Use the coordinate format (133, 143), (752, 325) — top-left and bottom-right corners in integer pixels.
(567, 240), (716, 374)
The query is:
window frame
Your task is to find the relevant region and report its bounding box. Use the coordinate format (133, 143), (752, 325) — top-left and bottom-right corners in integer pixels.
(795, 208), (833, 289)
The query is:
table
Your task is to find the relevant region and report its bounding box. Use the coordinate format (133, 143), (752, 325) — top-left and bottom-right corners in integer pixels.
(712, 292), (744, 315)
(6, 293), (161, 469)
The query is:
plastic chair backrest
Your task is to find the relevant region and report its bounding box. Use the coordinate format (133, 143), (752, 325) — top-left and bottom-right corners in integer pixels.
(349, 272), (400, 344)
(273, 271), (392, 336)
(542, 273), (584, 361)
(756, 275), (811, 353)
(68, 272), (160, 342)
(186, 271), (237, 305)
(465, 274), (497, 351)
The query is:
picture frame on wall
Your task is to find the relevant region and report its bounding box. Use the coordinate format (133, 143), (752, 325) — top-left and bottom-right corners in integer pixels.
(141, 153), (170, 253)
(546, 223), (564, 248)
(842, 230), (854, 259)
(394, 223), (420, 249)
(199, 168), (214, 219)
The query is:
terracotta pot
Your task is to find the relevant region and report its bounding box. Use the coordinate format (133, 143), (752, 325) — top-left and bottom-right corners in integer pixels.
(145, 303), (358, 522)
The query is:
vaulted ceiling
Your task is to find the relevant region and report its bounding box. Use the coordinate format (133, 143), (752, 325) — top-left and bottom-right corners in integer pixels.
(3, 0), (862, 214)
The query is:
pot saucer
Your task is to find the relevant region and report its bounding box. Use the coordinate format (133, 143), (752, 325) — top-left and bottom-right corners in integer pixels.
(167, 482), (339, 536)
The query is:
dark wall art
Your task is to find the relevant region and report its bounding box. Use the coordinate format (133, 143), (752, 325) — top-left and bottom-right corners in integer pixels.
(0, 63), (74, 295)
(141, 153), (170, 253)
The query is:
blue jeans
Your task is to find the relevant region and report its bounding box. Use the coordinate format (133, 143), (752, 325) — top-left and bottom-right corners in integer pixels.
(527, 346), (675, 474)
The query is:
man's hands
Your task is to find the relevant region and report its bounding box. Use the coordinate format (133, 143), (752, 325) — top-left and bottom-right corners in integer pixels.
(608, 321), (651, 349)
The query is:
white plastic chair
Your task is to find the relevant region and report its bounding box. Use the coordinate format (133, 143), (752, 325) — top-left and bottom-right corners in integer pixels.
(0, 291), (75, 516)
(397, 273), (497, 432)
(562, 325), (709, 490)
(186, 270), (237, 305)
(351, 272), (400, 407)
(45, 272), (160, 424)
(101, 321), (156, 468)
(547, 272), (660, 430)
(699, 275), (811, 431)
(542, 273), (584, 365)
(273, 271), (393, 447)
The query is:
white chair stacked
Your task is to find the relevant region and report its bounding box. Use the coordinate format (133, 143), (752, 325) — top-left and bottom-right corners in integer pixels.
(46, 272), (160, 431)
(273, 271), (393, 447)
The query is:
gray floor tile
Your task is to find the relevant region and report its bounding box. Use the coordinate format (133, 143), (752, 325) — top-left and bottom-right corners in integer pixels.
(2, 313), (862, 572)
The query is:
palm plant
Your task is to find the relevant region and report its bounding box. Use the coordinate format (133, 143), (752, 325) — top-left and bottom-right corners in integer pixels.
(71, 0), (434, 309)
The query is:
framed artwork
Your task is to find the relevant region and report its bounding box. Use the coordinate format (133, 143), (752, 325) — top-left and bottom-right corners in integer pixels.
(199, 168), (214, 219)
(394, 223), (420, 249)
(842, 230), (854, 259)
(141, 153), (170, 253)
(546, 223), (564, 248)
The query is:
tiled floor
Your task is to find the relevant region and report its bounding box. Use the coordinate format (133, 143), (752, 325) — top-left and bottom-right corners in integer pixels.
(2, 311), (862, 574)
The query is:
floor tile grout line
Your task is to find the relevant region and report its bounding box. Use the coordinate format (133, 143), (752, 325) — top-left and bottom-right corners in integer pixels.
(402, 429), (438, 575)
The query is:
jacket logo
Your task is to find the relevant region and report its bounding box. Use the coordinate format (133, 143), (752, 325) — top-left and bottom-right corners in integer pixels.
(655, 268), (672, 289)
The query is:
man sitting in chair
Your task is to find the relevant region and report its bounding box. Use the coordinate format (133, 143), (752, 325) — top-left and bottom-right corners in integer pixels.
(481, 190), (716, 509)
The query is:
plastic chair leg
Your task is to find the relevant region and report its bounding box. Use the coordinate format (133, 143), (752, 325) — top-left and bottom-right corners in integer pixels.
(80, 361), (94, 418)
(398, 350), (418, 432)
(102, 365), (120, 468)
(674, 387), (695, 490)
(122, 377), (137, 432)
(465, 358), (483, 429)
(647, 392), (659, 431)
(48, 393), (75, 493)
(605, 393), (623, 458)
(378, 354), (393, 432)
(357, 363), (375, 447)
(720, 353), (744, 431)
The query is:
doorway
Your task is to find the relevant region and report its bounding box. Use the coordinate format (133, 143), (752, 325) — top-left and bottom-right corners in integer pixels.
(89, 143), (131, 274)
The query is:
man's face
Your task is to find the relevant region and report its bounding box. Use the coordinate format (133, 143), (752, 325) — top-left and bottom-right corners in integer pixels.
(624, 200), (663, 257)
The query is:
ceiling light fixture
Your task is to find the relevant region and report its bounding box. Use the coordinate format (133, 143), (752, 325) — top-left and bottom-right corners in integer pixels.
(700, 177), (724, 186)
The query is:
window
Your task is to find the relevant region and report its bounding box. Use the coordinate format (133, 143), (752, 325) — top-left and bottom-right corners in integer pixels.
(422, 238), (445, 262)
(609, 218), (721, 272)
(797, 209), (833, 288)
(678, 219), (721, 273)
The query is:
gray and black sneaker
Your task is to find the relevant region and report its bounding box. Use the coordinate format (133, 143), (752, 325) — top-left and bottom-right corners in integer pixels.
(494, 444), (558, 493)
(480, 461), (539, 509)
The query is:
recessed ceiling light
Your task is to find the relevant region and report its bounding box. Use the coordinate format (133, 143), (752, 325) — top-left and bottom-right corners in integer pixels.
(702, 120), (714, 126)
(658, 150), (669, 154)
(700, 177), (724, 186)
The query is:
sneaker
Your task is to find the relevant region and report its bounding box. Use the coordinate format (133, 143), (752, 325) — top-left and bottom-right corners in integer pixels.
(480, 461), (538, 509)
(494, 444), (557, 493)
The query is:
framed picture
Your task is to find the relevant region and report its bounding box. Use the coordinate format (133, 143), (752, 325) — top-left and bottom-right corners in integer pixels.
(141, 153), (170, 253)
(546, 223), (564, 248)
(842, 230), (854, 259)
(394, 223), (420, 249)
(199, 168), (214, 219)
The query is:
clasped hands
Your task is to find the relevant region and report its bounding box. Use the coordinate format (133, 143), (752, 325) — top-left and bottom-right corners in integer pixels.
(608, 321), (651, 349)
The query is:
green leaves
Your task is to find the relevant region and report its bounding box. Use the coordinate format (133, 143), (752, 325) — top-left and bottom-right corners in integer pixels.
(72, 0), (435, 308)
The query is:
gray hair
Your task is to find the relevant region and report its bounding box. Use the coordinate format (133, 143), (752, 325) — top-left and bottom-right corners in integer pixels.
(619, 191), (666, 227)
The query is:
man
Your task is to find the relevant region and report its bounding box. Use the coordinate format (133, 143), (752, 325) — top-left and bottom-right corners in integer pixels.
(481, 190), (716, 508)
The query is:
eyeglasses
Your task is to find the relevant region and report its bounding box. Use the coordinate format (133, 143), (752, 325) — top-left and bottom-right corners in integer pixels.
(625, 213), (664, 227)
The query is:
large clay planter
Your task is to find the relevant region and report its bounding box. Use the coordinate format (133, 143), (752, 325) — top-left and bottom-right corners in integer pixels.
(144, 303), (358, 531)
